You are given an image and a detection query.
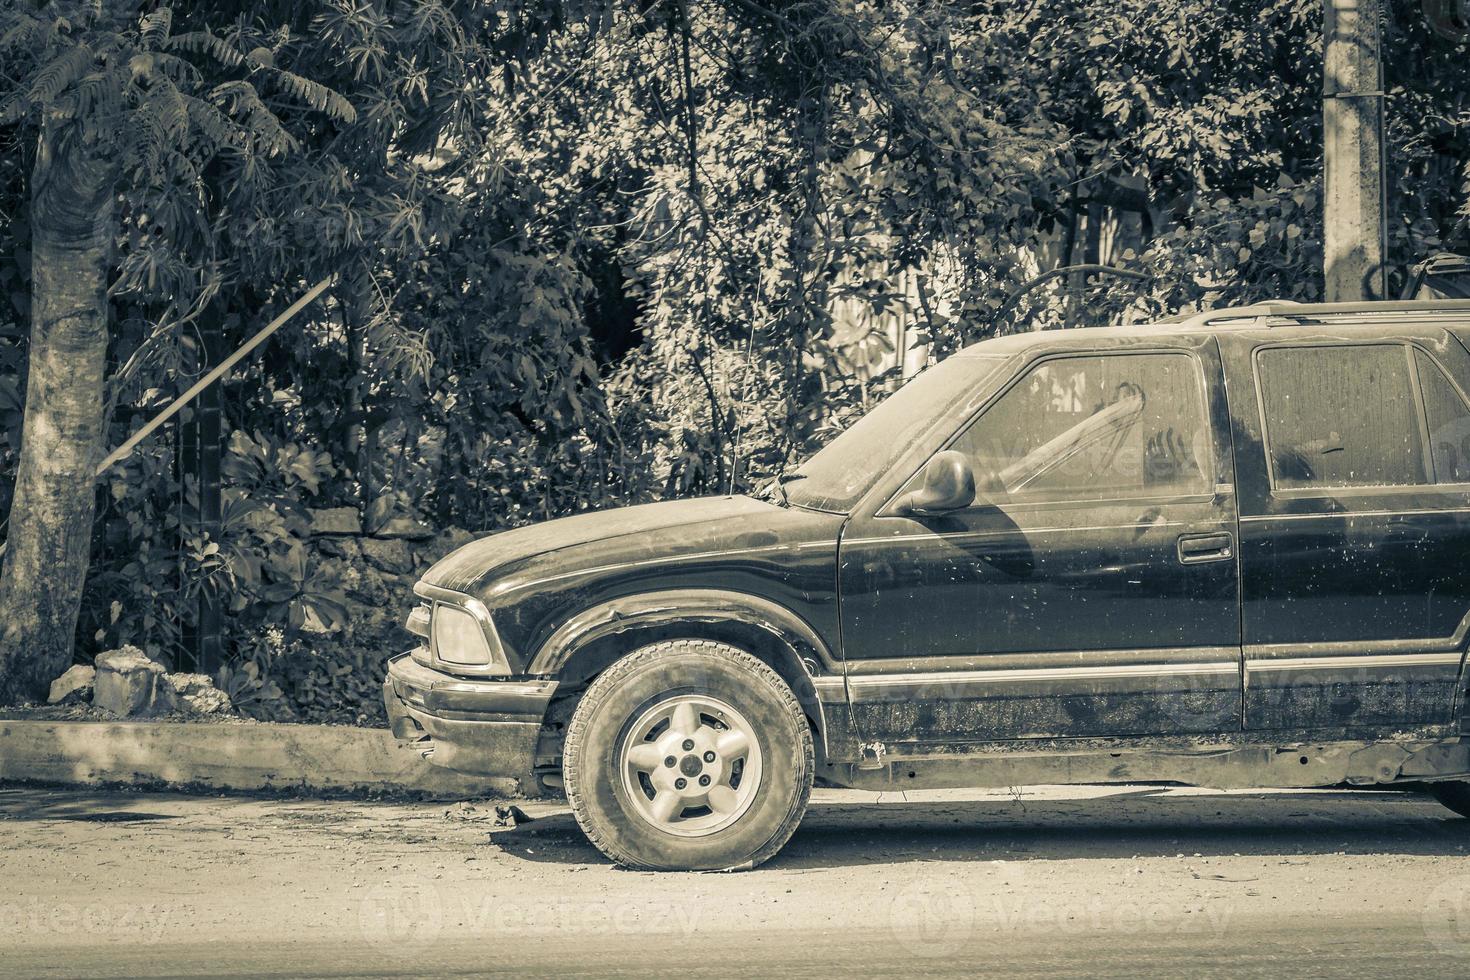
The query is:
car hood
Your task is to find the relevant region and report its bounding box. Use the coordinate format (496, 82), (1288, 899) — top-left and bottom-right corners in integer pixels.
(419, 495), (841, 604)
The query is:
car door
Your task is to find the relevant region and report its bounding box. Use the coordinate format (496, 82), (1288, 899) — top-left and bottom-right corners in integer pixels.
(1219, 327), (1470, 732)
(837, 338), (1243, 749)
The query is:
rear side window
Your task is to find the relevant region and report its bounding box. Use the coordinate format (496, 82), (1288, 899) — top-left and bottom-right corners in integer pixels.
(1416, 350), (1470, 484)
(1257, 345), (1426, 490)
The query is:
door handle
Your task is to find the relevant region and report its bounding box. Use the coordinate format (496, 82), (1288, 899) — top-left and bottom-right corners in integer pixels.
(1176, 531), (1234, 564)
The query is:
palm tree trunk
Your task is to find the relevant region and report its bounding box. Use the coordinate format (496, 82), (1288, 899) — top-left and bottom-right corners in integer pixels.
(0, 121), (115, 703)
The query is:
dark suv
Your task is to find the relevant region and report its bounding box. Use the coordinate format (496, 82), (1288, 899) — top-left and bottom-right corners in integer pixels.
(385, 299), (1470, 871)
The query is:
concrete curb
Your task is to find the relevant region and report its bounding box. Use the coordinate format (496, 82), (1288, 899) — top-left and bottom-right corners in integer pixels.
(0, 719), (515, 799)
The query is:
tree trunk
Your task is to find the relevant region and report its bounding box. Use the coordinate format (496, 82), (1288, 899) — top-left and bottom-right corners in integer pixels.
(0, 119), (115, 703)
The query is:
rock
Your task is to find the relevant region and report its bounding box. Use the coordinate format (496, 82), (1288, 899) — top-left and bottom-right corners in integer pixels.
(164, 673), (233, 715)
(372, 516), (435, 541)
(444, 801), (485, 822)
(493, 804), (534, 829)
(361, 537), (416, 575)
(47, 665), (95, 705)
(316, 536), (362, 560)
(309, 507), (361, 536)
(297, 602), (341, 636)
(93, 646), (177, 717)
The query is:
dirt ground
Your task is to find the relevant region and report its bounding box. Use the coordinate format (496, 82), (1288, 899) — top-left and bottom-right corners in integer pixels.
(2, 782), (1469, 977)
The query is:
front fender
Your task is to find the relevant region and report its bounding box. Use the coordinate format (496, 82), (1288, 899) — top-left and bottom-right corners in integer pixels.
(529, 589), (852, 762)
(528, 588), (841, 676)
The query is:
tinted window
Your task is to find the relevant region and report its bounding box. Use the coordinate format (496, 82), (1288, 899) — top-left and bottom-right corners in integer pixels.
(950, 352), (1211, 501)
(1416, 350), (1470, 484)
(1257, 345), (1426, 490)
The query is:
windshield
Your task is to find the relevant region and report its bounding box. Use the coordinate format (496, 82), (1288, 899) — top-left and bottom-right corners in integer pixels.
(783, 354), (1009, 512)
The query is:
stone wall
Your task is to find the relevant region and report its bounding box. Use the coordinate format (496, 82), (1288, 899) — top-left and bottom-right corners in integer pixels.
(306, 510), (474, 645)
(283, 510), (479, 724)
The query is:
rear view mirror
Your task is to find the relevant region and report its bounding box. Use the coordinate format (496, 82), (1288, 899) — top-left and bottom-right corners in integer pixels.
(895, 451), (976, 516)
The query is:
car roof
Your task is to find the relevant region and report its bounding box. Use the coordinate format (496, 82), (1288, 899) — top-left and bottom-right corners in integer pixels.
(958, 298), (1470, 356)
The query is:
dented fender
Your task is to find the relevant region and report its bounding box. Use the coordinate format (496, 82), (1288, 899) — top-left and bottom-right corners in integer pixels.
(528, 588), (848, 758)
(529, 588), (840, 675)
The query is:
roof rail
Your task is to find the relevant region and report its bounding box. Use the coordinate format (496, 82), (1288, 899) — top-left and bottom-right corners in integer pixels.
(1172, 298), (1470, 330)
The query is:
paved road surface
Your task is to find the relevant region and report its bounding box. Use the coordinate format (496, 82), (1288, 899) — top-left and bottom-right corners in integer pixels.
(3, 783), (1469, 977)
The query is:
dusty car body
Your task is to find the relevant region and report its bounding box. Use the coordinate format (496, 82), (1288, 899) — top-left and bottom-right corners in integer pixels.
(385, 298), (1470, 870)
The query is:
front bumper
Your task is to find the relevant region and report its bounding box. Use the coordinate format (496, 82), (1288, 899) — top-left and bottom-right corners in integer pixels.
(382, 652), (558, 783)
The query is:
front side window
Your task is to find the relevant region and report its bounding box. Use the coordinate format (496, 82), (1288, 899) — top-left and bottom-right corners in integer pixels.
(949, 352), (1212, 502)
(1257, 345), (1426, 490)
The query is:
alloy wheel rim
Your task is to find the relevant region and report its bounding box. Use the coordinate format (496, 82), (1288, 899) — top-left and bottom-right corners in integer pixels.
(618, 694), (763, 838)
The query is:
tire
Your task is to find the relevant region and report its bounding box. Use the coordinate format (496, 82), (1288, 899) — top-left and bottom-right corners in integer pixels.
(1430, 780), (1470, 818)
(562, 639), (814, 871)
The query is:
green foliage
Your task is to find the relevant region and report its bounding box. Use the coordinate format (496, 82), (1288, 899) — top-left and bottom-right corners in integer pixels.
(85, 443), (191, 662)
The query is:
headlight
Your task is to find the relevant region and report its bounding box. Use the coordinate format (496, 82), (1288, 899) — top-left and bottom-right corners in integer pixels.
(431, 603), (501, 669)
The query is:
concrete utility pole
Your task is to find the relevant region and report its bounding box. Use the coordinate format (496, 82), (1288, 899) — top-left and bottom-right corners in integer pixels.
(1322, 0), (1389, 302)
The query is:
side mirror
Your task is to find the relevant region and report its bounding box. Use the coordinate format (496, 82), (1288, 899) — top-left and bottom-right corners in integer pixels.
(895, 450), (976, 516)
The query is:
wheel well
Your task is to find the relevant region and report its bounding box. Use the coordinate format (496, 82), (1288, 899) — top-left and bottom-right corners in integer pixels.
(534, 620), (829, 788)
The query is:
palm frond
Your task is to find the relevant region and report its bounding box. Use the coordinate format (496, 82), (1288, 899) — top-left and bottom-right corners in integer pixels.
(74, 70), (125, 132)
(0, 12), (48, 52)
(182, 92), (238, 154)
(123, 108), (167, 182)
(141, 75), (189, 142)
(146, 52), (202, 87)
(209, 80), (299, 156)
(165, 30), (244, 69)
(266, 68), (358, 125)
(140, 7), (173, 49)
(0, 92), (26, 125)
(26, 43), (93, 106)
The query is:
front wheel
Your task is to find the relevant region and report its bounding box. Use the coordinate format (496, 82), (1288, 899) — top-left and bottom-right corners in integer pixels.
(1430, 780), (1470, 818)
(562, 639), (814, 871)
